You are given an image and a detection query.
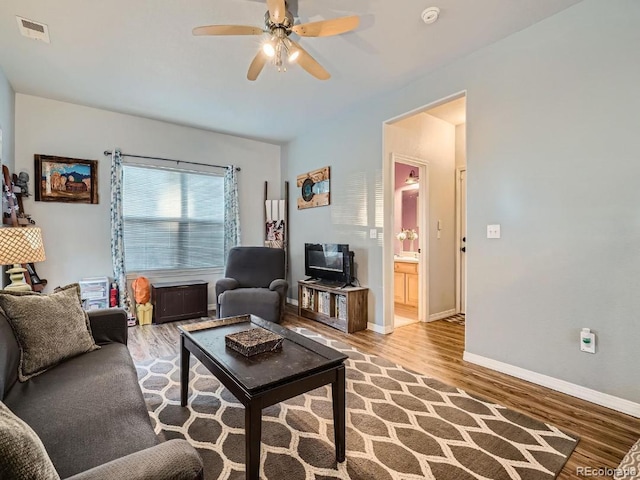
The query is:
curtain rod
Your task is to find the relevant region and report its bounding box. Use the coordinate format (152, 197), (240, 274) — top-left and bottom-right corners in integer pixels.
(103, 151), (241, 171)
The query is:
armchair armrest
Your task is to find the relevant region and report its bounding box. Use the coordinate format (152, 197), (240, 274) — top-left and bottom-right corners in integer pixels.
(215, 278), (239, 315)
(269, 279), (288, 297)
(88, 309), (128, 346)
(269, 279), (289, 322)
(65, 440), (203, 480)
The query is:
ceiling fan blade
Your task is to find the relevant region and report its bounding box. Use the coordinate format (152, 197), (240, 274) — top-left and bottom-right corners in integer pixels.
(289, 40), (330, 80)
(291, 16), (360, 37)
(247, 50), (268, 81)
(266, 0), (286, 24)
(192, 25), (264, 36)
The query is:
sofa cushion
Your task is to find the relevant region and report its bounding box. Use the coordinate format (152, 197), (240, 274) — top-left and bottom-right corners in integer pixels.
(219, 287), (280, 322)
(0, 401), (60, 480)
(3, 343), (158, 479)
(0, 308), (20, 399)
(0, 284), (99, 381)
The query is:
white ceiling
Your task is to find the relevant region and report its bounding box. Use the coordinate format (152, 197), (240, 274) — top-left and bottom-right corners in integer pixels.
(0, 0), (582, 143)
(425, 96), (466, 126)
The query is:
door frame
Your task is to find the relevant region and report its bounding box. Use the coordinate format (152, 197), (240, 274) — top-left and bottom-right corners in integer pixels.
(381, 90), (466, 333)
(390, 153), (429, 325)
(455, 166), (467, 314)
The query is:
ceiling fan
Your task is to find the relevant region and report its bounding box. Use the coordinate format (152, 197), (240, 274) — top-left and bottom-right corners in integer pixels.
(193, 0), (359, 81)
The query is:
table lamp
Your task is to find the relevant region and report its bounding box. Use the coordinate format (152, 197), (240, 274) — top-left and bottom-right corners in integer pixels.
(0, 227), (46, 291)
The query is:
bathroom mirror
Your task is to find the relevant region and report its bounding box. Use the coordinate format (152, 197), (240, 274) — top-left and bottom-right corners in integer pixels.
(401, 189), (419, 251)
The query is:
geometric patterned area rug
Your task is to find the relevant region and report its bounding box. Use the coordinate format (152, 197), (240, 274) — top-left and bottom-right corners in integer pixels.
(441, 313), (466, 326)
(615, 438), (640, 479)
(135, 328), (578, 480)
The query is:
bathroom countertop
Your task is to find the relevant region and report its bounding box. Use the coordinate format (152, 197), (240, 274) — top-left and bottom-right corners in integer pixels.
(394, 257), (419, 263)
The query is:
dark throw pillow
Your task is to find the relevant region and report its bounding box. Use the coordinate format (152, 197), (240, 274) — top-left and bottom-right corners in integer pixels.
(0, 283), (99, 381)
(0, 401), (60, 480)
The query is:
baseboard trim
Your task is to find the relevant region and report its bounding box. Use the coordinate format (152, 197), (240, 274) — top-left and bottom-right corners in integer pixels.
(428, 309), (457, 322)
(207, 303), (216, 313)
(287, 297), (299, 307)
(463, 351), (640, 418)
(367, 322), (394, 334)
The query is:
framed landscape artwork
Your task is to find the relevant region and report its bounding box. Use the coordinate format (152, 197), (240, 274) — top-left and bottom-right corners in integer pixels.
(34, 155), (99, 204)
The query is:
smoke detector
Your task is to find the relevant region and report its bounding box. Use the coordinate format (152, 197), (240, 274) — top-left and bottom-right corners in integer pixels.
(421, 7), (440, 24)
(16, 16), (50, 43)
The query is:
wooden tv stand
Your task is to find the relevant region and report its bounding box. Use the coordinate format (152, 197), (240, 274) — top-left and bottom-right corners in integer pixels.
(297, 280), (368, 333)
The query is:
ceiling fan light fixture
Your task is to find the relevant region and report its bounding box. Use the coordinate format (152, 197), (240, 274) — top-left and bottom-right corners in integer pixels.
(288, 49), (300, 63)
(284, 38), (300, 63)
(193, 0), (360, 80)
(262, 40), (276, 57)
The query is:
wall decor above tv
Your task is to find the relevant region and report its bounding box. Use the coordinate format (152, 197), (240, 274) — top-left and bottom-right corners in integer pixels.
(297, 166), (330, 209)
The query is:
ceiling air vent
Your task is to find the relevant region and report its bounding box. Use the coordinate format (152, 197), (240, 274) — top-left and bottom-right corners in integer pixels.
(16, 16), (50, 43)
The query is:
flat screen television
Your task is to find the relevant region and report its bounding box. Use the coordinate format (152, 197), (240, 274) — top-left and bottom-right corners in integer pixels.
(304, 243), (354, 285)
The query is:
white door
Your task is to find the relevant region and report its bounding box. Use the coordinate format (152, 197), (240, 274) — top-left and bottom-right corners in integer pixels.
(460, 170), (467, 314)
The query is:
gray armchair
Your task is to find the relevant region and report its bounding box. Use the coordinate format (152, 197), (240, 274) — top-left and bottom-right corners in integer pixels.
(216, 246), (288, 323)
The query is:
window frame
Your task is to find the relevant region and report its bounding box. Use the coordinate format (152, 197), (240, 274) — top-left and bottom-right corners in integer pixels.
(121, 161), (225, 277)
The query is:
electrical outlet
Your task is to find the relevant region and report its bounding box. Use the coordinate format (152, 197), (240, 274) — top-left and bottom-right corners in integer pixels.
(580, 328), (596, 354)
(369, 228), (377, 239)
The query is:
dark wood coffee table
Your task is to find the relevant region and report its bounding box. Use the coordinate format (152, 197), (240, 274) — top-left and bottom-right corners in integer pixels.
(179, 315), (348, 480)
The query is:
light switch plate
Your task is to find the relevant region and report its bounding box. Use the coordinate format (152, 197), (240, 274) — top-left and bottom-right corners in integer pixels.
(369, 228), (377, 239)
(487, 224), (501, 239)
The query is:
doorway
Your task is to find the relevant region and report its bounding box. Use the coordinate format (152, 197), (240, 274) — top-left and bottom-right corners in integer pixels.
(383, 93), (467, 332)
(392, 154), (429, 328)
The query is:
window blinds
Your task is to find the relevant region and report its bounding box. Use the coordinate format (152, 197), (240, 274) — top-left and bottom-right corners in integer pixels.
(122, 165), (224, 271)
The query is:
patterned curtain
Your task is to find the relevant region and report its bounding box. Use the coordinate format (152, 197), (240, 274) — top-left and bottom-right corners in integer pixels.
(223, 166), (241, 262)
(110, 150), (132, 315)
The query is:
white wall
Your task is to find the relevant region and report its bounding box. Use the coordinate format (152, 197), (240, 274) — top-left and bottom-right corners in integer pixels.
(455, 124), (466, 168)
(285, 0), (640, 403)
(15, 94), (280, 304)
(385, 114), (456, 317)
(0, 67), (14, 172)
(0, 67), (15, 289)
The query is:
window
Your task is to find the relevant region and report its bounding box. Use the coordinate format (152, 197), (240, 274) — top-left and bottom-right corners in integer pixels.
(122, 165), (224, 271)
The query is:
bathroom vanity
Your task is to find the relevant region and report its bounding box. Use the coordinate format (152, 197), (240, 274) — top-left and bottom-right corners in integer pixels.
(394, 258), (419, 307)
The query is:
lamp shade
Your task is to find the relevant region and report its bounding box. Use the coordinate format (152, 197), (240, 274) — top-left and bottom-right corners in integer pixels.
(0, 227), (46, 265)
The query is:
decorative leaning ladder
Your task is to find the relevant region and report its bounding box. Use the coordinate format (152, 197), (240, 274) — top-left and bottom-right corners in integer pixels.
(264, 181), (290, 276)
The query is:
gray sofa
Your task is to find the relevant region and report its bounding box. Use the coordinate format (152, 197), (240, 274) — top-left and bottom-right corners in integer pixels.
(216, 246), (288, 323)
(0, 308), (203, 480)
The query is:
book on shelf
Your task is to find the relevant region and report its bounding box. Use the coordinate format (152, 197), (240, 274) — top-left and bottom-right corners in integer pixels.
(302, 287), (317, 310)
(318, 291), (331, 315)
(336, 294), (347, 320)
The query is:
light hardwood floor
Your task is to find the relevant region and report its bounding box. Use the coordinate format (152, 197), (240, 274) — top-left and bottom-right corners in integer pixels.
(394, 303), (418, 327)
(128, 306), (639, 480)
